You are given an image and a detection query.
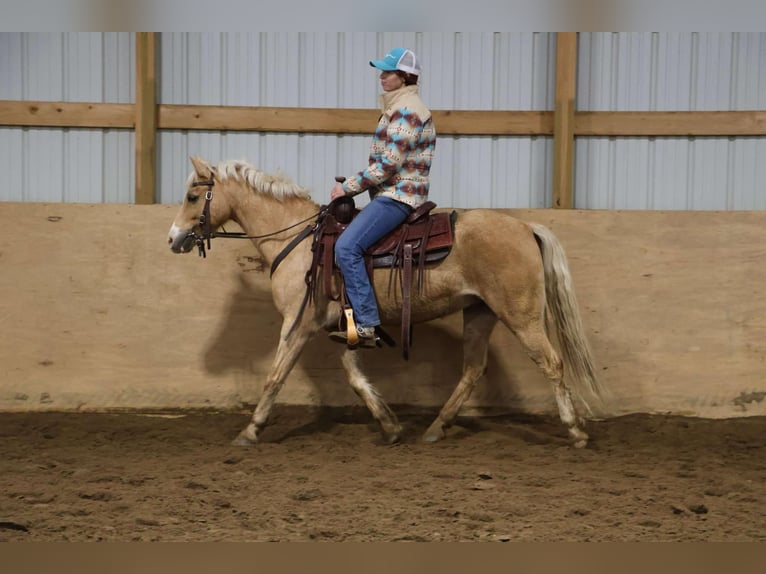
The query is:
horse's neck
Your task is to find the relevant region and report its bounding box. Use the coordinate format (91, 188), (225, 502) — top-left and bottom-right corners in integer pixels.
(230, 191), (319, 265)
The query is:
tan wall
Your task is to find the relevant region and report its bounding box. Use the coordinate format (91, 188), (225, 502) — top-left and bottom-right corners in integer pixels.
(1, 203), (765, 418)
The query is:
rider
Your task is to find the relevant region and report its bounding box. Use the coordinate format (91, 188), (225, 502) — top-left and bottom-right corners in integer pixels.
(329, 47), (436, 348)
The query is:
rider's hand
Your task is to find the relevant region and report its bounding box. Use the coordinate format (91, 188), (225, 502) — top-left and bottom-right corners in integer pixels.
(330, 183), (346, 201)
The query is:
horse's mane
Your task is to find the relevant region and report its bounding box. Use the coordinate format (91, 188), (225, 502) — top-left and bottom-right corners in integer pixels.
(208, 160), (311, 200)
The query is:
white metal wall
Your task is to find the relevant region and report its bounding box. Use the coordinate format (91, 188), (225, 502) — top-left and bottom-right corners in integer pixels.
(157, 32), (556, 208)
(1, 32), (765, 209)
(0, 33), (135, 203)
(576, 32), (766, 209)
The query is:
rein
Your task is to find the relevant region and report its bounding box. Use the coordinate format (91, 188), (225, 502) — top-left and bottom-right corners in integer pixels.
(187, 180), (323, 262)
(185, 175), (342, 339)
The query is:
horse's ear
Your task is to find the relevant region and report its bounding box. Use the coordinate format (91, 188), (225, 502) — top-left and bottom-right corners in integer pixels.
(190, 155), (212, 180)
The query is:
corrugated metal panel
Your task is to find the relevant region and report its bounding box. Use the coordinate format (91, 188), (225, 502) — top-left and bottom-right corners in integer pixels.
(3, 32), (764, 209)
(575, 32), (766, 210)
(0, 32), (24, 201)
(0, 33), (24, 100)
(0, 32), (135, 203)
(0, 32), (558, 208)
(158, 32), (556, 208)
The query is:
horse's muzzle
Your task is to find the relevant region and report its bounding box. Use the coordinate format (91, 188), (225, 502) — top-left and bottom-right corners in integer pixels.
(168, 227), (197, 253)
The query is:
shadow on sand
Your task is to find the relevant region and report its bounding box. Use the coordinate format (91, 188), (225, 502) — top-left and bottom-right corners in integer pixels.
(198, 272), (552, 441)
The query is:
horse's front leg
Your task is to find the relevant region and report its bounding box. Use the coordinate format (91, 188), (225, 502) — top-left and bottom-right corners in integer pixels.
(340, 349), (402, 444)
(232, 320), (317, 446)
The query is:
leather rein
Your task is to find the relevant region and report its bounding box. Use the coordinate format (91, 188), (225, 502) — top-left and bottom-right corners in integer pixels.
(185, 175), (349, 341)
(186, 176), (324, 274)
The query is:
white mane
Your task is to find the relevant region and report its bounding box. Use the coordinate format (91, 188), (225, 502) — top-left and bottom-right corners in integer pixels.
(214, 160), (311, 200)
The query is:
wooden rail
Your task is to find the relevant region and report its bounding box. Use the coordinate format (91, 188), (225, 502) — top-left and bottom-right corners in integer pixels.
(575, 111), (766, 136)
(0, 101), (553, 136)
(1, 33), (766, 204)
(4, 101), (765, 137)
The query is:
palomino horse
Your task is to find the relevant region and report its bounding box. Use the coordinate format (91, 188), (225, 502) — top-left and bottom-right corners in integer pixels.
(168, 156), (605, 448)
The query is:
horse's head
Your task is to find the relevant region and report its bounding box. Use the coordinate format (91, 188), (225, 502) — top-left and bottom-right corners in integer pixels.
(167, 155), (232, 254)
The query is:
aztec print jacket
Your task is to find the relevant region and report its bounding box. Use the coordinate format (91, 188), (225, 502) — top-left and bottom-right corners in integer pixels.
(342, 84), (436, 209)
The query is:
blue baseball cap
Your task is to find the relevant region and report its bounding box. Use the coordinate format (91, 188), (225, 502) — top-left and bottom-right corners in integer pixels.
(369, 47), (421, 76)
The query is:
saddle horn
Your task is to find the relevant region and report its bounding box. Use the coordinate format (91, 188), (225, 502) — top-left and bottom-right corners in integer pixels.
(331, 176), (355, 224)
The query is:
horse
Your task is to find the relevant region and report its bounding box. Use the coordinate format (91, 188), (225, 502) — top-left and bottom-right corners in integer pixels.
(167, 156), (605, 448)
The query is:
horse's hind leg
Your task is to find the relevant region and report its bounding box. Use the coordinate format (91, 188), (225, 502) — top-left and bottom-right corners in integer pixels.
(341, 349), (402, 444)
(232, 323), (316, 446)
(510, 322), (588, 448)
(423, 302), (498, 443)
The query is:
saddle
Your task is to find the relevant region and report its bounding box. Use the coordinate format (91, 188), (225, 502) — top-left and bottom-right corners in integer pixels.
(306, 196), (457, 359)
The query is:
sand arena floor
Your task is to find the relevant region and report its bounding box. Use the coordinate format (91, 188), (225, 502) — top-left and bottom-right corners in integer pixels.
(0, 408), (764, 542)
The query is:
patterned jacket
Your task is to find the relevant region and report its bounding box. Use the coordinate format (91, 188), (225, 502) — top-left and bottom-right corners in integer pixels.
(342, 85), (436, 208)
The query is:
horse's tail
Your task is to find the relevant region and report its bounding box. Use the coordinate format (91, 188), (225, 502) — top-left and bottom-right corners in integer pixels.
(530, 222), (607, 417)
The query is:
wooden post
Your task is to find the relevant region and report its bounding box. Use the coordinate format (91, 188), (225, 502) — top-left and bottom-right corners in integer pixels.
(553, 32), (577, 209)
(135, 33), (158, 204)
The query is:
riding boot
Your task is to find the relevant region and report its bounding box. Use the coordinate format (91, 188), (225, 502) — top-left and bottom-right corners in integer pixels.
(328, 325), (380, 349)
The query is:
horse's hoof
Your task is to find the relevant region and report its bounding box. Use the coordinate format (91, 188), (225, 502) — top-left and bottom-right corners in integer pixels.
(570, 428), (589, 449)
(422, 424), (446, 443)
(231, 432), (258, 447)
(381, 425), (403, 445)
(422, 433), (443, 443)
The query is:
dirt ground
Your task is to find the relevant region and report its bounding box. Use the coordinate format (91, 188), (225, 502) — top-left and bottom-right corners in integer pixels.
(0, 407), (764, 542)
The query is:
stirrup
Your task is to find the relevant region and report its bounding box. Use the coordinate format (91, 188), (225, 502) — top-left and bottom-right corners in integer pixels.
(328, 309), (380, 349)
(328, 328), (380, 349)
(344, 308), (358, 346)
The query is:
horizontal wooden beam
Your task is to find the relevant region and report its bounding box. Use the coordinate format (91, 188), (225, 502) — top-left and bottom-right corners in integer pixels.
(0, 101), (134, 128)
(2, 100), (766, 137)
(0, 101), (551, 135)
(159, 105), (553, 136)
(158, 104), (374, 134)
(575, 111), (766, 136)
(434, 110), (553, 135)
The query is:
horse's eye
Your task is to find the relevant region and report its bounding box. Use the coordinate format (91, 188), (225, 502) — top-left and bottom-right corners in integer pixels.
(187, 194), (200, 204)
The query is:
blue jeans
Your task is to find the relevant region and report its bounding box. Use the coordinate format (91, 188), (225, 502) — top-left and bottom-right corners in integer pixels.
(334, 196), (412, 328)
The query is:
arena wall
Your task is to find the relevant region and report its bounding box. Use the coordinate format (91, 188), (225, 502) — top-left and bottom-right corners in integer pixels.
(2, 202), (764, 419)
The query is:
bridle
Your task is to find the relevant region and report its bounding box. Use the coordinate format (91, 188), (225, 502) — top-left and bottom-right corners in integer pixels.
(185, 173), (359, 340)
(185, 174), (323, 262)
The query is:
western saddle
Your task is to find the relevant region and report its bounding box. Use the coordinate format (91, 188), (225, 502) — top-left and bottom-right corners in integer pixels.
(282, 195), (457, 359)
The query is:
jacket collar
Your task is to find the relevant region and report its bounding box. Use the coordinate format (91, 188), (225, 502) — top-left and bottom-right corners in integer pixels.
(379, 84), (420, 113)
